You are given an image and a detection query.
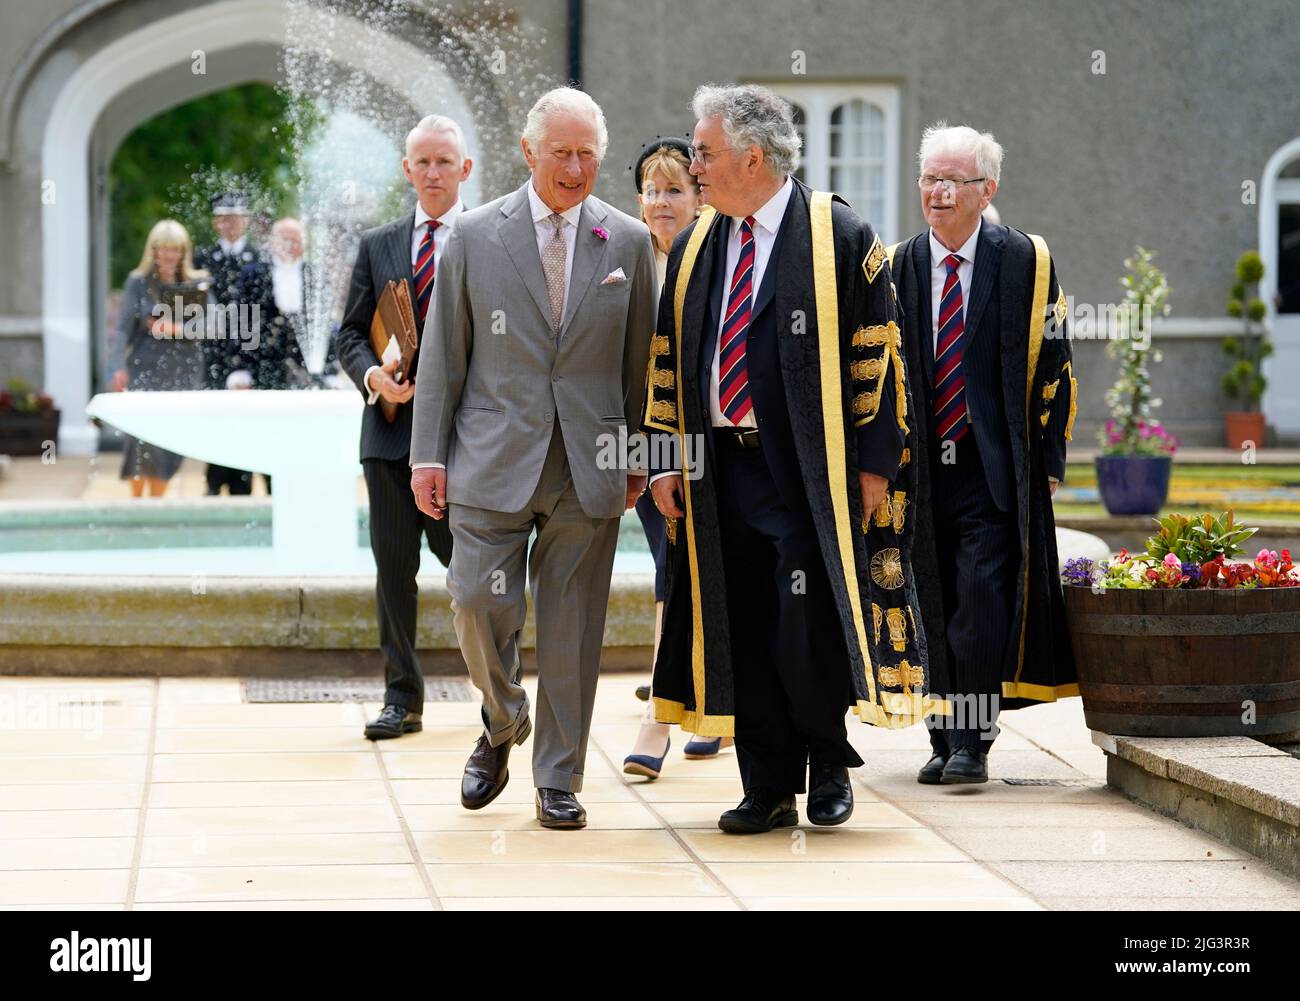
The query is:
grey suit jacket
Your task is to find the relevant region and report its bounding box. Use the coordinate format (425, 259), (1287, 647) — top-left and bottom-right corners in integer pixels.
(410, 182), (658, 519)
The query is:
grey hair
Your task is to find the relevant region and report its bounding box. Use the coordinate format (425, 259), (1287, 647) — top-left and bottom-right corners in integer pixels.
(521, 87), (609, 160)
(405, 115), (468, 161)
(917, 122), (1003, 184)
(691, 84), (801, 177)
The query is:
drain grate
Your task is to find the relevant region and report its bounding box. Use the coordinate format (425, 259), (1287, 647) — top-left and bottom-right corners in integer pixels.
(243, 677), (474, 704)
(999, 778), (1096, 787)
(57, 700), (123, 708)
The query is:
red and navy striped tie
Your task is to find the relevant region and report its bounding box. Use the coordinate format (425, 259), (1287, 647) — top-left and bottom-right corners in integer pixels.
(933, 253), (969, 443)
(718, 216), (756, 424)
(414, 219), (440, 325)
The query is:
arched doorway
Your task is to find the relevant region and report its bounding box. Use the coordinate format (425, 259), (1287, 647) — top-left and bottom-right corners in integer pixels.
(40, 0), (489, 454)
(1260, 137), (1300, 439)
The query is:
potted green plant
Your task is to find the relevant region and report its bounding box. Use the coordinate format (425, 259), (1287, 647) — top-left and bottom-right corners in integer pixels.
(1222, 250), (1271, 449)
(1095, 247), (1176, 515)
(1061, 510), (1300, 738)
(0, 378), (59, 457)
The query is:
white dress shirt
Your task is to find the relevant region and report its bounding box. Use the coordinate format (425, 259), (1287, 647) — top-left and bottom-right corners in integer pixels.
(271, 256), (304, 314)
(218, 236), (247, 257)
(709, 176), (794, 429)
(928, 225), (979, 353)
(366, 199), (464, 405)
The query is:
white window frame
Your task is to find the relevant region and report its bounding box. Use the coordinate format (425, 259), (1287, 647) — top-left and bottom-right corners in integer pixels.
(763, 82), (901, 244)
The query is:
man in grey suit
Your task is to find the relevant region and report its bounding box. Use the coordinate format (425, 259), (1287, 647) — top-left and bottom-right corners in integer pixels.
(410, 87), (657, 829)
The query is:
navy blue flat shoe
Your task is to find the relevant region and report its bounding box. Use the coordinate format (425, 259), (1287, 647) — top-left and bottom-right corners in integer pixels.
(683, 735), (733, 759)
(623, 737), (670, 780)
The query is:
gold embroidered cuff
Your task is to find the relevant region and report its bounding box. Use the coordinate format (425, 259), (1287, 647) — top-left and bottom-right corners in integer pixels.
(648, 399), (677, 423)
(852, 321), (899, 349)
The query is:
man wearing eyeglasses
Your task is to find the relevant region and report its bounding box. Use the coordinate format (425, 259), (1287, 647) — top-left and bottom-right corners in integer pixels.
(889, 123), (1078, 786)
(645, 84), (933, 835)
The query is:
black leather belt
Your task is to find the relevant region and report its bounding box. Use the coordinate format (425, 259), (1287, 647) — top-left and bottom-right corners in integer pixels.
(715, 426), (761, 449)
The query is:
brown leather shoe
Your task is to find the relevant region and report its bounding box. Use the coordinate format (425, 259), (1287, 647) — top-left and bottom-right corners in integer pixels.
(460, 716), (532, 810)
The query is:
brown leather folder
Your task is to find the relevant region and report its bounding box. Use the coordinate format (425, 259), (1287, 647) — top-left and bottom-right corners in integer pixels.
(368, 280), (419, 423)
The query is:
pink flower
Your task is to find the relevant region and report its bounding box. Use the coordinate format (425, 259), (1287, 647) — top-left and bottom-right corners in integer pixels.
(592, 226), (609, 241)
(1162, 552), (1181, 569)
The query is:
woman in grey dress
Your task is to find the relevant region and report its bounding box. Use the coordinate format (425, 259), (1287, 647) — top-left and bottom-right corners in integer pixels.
(112, 220), (208, 497)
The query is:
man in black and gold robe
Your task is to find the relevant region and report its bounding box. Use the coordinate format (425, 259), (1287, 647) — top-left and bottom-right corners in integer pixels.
(891, 124), (1077, 786)
(645, 85), (941, 835)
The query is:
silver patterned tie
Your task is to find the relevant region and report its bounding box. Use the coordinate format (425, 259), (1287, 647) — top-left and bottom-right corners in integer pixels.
(542, 212), (567, 331)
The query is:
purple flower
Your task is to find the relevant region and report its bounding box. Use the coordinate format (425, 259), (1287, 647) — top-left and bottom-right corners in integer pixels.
(1061, 556), (1097, 587)
(1180, 562), (1202, 584)
(592, 225), (610, 241)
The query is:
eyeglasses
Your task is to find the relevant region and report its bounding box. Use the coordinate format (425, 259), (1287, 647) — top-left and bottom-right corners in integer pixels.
(687, 146), (735, 166)
(918, 174), (987, 193)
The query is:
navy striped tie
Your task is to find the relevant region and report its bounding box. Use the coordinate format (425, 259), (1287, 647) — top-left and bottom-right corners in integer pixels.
(933, 253), (969, 443)
(414, 219), (439, 325)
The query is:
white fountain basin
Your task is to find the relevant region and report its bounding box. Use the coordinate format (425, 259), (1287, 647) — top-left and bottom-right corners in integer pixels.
(86, 390), (364, 570)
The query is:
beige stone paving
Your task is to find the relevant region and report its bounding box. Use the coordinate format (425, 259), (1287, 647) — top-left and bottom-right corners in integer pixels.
(0, 673), (1296, 910)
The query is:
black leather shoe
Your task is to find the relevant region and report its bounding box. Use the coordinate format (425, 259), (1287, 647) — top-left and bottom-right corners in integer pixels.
(460, 716), (532, 810)
(806, 764), (854, 826)
(535, 788), (587, 829)
(364, 704), (422, 741)
(718, 790), (798, 834)
(940, 748), (989, 784)
(917, 752), (948, 785)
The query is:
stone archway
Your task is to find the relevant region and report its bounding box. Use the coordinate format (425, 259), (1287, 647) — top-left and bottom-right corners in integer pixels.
(38, 0), (492, 454)
(1259, 137), (1300, 439)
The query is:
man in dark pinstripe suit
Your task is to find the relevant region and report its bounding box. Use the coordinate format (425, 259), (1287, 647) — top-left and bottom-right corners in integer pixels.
(336, 116), (472, 740)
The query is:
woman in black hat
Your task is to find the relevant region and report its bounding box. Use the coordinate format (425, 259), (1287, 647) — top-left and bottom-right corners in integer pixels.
(623, 138), (734, 779)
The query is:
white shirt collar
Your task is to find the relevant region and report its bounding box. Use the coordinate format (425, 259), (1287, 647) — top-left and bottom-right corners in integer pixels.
(732, 176), (794, 237)
(415, 199), (464, 231)
(528, 181), (583, 228)
(219, 236), (246, 255)
(929, 224), (980, 271)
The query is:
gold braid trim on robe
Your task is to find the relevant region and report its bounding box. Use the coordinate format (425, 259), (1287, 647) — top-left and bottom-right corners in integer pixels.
(649, 206), (734, 737)
(1003, 234), (1077, 703)
(809, 192), (945, 728)
(1062, 359), (1078, 441)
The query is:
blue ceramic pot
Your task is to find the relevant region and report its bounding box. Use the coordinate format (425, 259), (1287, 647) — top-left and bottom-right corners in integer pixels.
(1094, 455), (1172, 516)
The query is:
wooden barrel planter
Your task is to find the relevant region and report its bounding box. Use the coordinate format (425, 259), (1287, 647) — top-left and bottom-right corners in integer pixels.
(1063, 585), (1300, 738)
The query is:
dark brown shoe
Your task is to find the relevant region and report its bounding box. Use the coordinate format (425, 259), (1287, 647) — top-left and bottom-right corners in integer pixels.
(460, 716), (532, 810)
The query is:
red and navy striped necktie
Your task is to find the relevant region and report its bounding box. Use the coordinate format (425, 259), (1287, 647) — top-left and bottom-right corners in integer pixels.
(414, 219), (440, 325)
(933, 253), (969, 443)
(718, 216), (756, 424)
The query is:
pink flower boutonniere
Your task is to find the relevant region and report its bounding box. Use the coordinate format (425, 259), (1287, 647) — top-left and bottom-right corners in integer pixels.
(592, 225), (610, 241)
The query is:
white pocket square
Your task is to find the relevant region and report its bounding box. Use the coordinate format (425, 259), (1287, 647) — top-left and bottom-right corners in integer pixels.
(601, 268), (627, 285)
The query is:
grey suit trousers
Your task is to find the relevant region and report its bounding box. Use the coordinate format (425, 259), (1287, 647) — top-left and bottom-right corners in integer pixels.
(446, 422), (620, 793)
